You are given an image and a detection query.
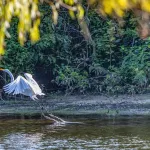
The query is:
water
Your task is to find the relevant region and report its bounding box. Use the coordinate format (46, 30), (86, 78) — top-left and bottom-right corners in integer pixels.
(0, 117), (150, 150)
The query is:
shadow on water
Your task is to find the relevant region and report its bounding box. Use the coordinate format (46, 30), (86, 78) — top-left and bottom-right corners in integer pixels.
(0, 116), (150, 149)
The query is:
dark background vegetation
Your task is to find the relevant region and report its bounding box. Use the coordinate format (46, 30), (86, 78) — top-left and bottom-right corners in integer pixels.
(1, 4), (150, 95)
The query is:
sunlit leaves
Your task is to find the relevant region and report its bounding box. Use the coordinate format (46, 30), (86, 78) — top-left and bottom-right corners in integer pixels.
(0, 0), (40, 55)
(89, 0), (150, 38)
(76, 4), (84, 19)
(69, 10), (76, 19)
(90, 0), (150, 16)
(0, 31), (5, 55)
(30, 18), (40, 42)
(2, 0), (150, 55)
(141, 0), (150, 12)
(49, 1), (58, 24)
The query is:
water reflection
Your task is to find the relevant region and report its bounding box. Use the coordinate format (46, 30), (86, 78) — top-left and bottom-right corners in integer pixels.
(0, 133), (43, 150)
(0, 117), (150, 149)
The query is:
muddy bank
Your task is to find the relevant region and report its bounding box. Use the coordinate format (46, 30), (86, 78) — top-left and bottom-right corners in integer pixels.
(0, 94), (150, 118)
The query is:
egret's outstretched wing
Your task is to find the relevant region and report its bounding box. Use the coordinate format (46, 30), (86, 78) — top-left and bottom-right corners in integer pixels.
(3, 76), (34, 96)
(24, 73), (45, 95)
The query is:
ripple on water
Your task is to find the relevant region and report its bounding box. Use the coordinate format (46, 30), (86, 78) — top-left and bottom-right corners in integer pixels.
(41, 136), (150, 150)
(0, 118), (150, 150)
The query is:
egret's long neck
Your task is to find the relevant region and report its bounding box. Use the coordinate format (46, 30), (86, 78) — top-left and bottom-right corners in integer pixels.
(4, 69), (14, 82)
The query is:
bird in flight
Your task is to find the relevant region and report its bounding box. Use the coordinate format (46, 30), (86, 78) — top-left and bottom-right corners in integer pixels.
(0, 68), (45, 100)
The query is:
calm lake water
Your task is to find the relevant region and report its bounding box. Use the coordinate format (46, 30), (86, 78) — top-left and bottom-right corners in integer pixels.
(0, 117), (150, 150)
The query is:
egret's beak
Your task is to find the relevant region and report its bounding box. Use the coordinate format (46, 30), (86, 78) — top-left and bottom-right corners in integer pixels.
(0, 68), (4, 71)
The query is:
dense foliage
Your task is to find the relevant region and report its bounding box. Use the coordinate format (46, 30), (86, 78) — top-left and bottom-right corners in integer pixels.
(1, 4), (150, 95)
(2, 0), (150, 54)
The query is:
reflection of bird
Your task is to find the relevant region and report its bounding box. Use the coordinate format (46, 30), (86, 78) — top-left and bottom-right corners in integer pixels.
(0, 68), (45, 100)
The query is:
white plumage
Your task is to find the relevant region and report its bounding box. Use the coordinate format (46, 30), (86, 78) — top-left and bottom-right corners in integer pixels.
(0, 69), (45, 100)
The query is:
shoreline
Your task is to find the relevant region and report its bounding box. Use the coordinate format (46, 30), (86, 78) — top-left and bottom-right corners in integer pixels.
(0, 94), (150, 118)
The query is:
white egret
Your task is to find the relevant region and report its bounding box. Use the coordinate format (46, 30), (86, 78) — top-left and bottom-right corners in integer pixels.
(0, 68), (45, 100)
